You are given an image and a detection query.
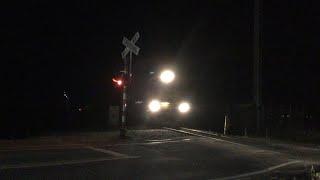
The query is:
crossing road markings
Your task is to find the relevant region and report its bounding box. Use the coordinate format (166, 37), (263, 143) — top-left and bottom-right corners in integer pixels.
(86, 146), (129, 157)
(103, 138), (191, 147)
(146, 138), (191, 142)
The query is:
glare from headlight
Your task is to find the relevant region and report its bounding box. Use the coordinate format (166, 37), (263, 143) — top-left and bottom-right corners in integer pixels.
(178, 102), (190, 113)
(148, 99), (161, 113)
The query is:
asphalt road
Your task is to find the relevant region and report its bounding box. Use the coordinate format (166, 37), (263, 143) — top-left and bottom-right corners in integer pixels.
(0, 129), (318, 179)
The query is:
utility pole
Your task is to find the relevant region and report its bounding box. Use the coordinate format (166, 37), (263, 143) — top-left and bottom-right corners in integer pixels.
(254, 0), (262, 134)
(120, 32), (140, 137)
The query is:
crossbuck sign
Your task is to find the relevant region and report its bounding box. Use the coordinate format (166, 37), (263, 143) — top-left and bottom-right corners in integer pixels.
(121, 32), (140, 59)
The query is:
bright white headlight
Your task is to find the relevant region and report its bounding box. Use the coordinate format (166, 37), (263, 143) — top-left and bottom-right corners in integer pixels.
(178, 102), (190, 113)
(159, 70), (175, 84)
(148, 99), (161, 113)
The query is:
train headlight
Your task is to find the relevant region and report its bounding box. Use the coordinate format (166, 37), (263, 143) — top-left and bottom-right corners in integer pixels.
(148, 99), (161, 113)
(178, 102), (190, 113)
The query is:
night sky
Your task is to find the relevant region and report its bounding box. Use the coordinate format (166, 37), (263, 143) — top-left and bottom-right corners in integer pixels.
(3, 1), (320, 135)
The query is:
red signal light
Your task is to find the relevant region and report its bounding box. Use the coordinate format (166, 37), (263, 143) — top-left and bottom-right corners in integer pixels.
(117, 80), (122, 86)
(112, 78), (123, 86)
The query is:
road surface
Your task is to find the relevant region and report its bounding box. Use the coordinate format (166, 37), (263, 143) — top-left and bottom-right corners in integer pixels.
(0, 128), (319, 179)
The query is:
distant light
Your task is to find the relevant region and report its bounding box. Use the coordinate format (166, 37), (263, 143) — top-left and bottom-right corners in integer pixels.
(148, 99), (161, 113)
(135, 101), (143, 104)
(159, 70), (175, 84)
(178, 102), (190, 113)
(63, 91), (69, 100)
(78, 108), (82, 112)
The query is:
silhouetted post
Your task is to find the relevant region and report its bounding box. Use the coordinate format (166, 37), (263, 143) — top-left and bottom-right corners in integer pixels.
(254, 0), (263, 134)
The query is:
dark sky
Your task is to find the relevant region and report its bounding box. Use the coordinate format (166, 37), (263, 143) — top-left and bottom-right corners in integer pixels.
(3, 0), (320, 131)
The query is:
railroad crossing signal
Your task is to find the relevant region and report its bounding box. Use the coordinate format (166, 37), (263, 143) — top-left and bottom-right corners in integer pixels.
(119, 32), (140, 138)
(121, 32), (140, 59)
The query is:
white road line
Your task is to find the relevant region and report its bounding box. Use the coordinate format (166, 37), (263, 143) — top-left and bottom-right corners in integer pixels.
(163, 127), (208, 138)
(144, 139), (190, 145)
(103, 139), (191, 147)
(181, 127), (219, 136)
(252, 149), (280, 154)
(147, 139), (173, 142)
(0, 156), (139, 170)
(86, 146), (128, 157)
(211, 160), (302, 180)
